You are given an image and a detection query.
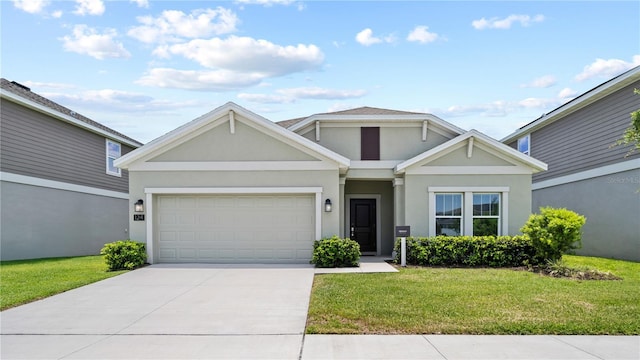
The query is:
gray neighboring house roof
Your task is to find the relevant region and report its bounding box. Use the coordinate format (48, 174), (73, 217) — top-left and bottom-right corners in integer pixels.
(0, 78), (142, 147)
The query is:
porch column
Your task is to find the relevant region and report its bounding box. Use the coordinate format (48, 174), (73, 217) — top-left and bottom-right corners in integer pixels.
(339, 176), (346, 238)
(393, 177), (405, 226)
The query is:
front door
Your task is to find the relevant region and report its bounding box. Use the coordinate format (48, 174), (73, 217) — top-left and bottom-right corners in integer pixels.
(350, 199), (377, 253)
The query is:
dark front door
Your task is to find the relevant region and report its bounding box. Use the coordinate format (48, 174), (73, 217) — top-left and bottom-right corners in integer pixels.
(350, 199), (376, 253)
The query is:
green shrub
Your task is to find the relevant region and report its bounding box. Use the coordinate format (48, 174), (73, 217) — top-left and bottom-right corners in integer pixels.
(521, 207), (586, 262)
(394, 235), (537, 267)
(100, 240), (147, 271)
(311, 236), (360, 268)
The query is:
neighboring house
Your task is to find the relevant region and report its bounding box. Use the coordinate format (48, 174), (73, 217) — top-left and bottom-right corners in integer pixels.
(0, 79), (142, 261)
(502, 66), (640, 262)
(115, 102), (546, 264)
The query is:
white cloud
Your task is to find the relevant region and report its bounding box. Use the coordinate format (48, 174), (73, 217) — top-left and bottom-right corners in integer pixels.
(355, 28), (395, 46)
(136, 68), (265, 91)
(60, 25), (131, 60)
(518, 97), (560, 109)
(558, 87), (577, 99)
(237, 93), (293, 104)
(575, 55), (640, 81)
(520, 75), (556, 88)
(23, 81), (77, 90)
(73, 0), (105, 16)
(239, 87), (367, 104)
(162, 36), (324, 76)
(407, 25), (439, 44)
(42, 88), (200, 113)
(128, 8), (239, 44)
(130, 0), (149, 8)
(12, 0), (50, 14)
(51, 10), (63, 18)
(235, 0), (296, 6)
(472, 14), (545, 30)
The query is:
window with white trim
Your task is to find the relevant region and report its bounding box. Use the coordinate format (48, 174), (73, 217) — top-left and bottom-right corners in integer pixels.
(106, 139), (121, 177)
(472, 193), (500, 236)
(429, 187), (508, 237)
(517, 135), (530, 155)
(435, 193), (463, 236)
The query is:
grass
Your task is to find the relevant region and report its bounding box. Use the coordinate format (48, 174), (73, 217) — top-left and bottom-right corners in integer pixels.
(306, 255), (640, 335)
(0, 255), (126, 311)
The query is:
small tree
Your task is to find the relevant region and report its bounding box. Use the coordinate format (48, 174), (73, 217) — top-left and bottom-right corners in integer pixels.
(521, 207), (586, 262)
(613, 88), (640, 156)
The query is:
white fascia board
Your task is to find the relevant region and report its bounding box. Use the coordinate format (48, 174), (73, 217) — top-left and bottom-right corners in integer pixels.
(0, 90), (141, 148)
(289, 113), (465, 135)
(395, 130), (547, 174)
(115, 101), (350, 170)
(0, 171), (129, 199)
(350, 160), (403, 169)
(532, 158), (640, 190)
(501, 66), (640, 144)
(406, 166), (532, 175)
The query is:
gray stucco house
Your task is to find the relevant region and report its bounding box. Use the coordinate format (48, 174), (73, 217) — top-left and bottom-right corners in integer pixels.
(116, 102), (546, 264)
(0, 79), (142, 261)
(502, 66), (640, 262)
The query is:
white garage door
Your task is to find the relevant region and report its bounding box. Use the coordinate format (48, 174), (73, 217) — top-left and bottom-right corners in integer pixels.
(156, 194), (315, 263)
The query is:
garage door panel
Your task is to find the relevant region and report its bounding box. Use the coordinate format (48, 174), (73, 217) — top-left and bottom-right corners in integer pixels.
(156, 194), (315, 263)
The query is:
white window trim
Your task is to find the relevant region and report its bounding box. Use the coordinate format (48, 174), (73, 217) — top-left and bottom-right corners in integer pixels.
(106, 139), (122, 177)
(517, 134), (530, 155)
(344, 194), (382, 256)
(142, 187), (323, 264)
(429, 187), (509, 236)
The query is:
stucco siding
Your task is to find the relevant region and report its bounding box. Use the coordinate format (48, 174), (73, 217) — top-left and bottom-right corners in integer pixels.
(531, 82), (640, 182)
(301, 125), (454, 161)
(303, 127), (361, 159)
(404, 174), (532, 237)
(379, 127), (451, 160)
(0, 181), (129, 261)
(426, 145), (516, 167)
(532, 168), (640, 261)
(150, 119), (316, 162)
(127, 170), (340, 252)
(344, 180), (395, 255)
(1, 99), (133, 193)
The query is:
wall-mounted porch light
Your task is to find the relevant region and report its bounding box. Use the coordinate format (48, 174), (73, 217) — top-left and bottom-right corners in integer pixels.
(324, 199), (332, 212)
(134, 199), (144, 213)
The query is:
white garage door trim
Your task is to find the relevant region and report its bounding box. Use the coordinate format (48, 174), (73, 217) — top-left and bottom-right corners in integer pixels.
(144, 187), (323, 264)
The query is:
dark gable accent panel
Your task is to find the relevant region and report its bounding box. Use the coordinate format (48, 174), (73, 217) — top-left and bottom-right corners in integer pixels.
(361, 127), (380, 160)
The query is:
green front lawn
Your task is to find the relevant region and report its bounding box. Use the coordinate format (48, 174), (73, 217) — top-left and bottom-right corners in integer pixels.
(0, 255), (126, 311)
(306, 255), (640, 335)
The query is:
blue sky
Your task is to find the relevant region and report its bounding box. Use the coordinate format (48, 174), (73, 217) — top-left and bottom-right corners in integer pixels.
(2, 0), (638, 143)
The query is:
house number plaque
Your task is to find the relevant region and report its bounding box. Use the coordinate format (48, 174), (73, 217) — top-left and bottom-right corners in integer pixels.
(133, 214), (145, 221)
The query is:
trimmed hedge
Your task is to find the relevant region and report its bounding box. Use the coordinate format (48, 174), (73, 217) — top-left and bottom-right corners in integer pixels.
(311, 236), (361, 268)
(521, 207), (586, 262)
(394, 235), (538, 267)
(101, 240), (147, 271)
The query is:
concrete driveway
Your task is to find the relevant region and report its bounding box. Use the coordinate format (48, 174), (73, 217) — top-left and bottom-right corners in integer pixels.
(1, 264), (315, 359)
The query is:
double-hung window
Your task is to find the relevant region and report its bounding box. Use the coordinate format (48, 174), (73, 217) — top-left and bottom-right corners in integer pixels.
(106, 139), (121, 177)
(472, 193), (500, 236)
(435, 193), (463, 236)
(429, 187), (508, 237)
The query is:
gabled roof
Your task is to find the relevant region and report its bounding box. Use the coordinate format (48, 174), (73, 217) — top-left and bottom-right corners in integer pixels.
(396, 129), (548, 174)
(285, 106), (465, 135)
(114, 102), (350, 170)
(501, 65), (640, 143)
(0, 78), (142, 148)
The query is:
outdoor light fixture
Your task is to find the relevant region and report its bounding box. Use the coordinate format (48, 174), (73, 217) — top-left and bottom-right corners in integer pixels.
(324, 199), (332, 212)
(134, 199), (144, 213)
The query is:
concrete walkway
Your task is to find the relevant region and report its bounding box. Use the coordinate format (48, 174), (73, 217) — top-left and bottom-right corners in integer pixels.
(2, 261), (638, 359)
